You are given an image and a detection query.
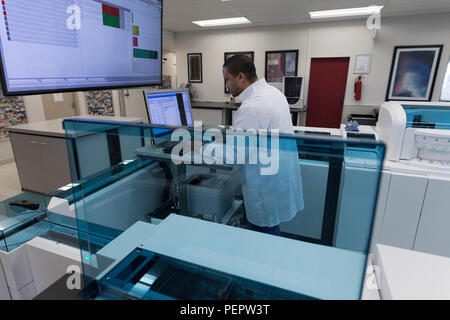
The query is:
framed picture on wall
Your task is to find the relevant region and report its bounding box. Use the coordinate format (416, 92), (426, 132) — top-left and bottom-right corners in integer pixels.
(224, 51), (255, 94)
(440, 57), (450, 101)
(354, 54), (372, 74)
(386, 45), (443, 101)
(188, 53), (203, 83)
(265, 50), (299, 83)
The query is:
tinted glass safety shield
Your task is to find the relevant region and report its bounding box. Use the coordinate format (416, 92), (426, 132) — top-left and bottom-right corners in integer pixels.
(63, 118), (385, 300)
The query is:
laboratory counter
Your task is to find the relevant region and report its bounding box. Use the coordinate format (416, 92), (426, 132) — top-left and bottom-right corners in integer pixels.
(7, 115), (144, 139)
(192, 100), (304, 112)
(191, 101), (304, 126)
(7, 115), (144, 194)
(192, 101), (242, 110)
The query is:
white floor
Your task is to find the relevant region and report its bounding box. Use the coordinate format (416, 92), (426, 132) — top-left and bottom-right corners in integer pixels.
(0, 161), (22, 201)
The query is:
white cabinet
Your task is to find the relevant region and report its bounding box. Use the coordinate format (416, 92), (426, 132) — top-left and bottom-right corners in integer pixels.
(10, 133), (71, 194)
(0, 259), (11, 300)
(378, 172), (428, 250)
(414, 177), (450, 257)
(26, 237), (82, 296)
(373, 169), (450, 258)
(369, 172), (391, 253)
(0, 243), (36, 300)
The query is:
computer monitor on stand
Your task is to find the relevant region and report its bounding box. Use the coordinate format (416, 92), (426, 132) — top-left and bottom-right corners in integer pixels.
(143, 89), (194, 144)
(144, 89), (193, 126)
(283, 76), (304, 126)
(283, 76), (304, 109)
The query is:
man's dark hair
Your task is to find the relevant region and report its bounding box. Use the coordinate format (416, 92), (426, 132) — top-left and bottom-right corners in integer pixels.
(223, 54), (257, 81)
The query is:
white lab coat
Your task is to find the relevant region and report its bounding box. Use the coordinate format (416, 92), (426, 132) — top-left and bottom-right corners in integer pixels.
(233, 78), (304, 227)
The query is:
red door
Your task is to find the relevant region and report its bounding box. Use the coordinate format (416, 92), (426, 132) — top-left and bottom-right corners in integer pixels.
(306, 57), (350, 128)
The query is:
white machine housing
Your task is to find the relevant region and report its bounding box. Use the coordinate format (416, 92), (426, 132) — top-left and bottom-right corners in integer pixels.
(376, 101), (450, 163)
(370, 101), (450, 259)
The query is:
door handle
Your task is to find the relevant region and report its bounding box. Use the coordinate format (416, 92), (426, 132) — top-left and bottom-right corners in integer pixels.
(29, 141), (37, 144)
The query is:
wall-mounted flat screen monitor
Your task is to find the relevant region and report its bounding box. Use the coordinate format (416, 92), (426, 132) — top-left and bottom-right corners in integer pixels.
(0, 0), (162, 96)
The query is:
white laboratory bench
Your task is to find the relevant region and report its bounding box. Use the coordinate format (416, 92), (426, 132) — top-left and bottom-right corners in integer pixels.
(292, 124), (377, 138)
(293, 125), (342, 136)
(7, 115), (144, 138)
(192, 101), (305, 126)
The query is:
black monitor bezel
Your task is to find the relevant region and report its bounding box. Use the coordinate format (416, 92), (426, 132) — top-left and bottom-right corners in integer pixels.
(0, 0), (163, 96)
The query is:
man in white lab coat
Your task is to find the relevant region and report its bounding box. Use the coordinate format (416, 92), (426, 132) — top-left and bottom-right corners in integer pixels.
(223, 55), (304, 236)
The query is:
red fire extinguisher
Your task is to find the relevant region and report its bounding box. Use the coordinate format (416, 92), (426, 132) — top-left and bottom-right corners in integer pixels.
(354, 75), (363, 101)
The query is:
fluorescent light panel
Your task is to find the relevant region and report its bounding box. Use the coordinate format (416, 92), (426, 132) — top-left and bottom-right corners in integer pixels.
(193, 17), (251, 27)
(310, 6), (383, 19)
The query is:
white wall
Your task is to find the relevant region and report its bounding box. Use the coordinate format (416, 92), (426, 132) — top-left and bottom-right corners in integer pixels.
(0, 140), (13, 164)
(163, 51), (177, 88)
(121, 88), (150, 120)
(175, 12), (450, 123)
(23, 95), (46, 123)
(76, 92), (89, 116)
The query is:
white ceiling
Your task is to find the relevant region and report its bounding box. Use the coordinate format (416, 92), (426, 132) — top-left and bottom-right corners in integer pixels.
(163, 0), (450, 32)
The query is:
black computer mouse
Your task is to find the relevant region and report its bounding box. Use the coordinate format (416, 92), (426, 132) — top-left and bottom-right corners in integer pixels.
(9, 200), (40, 211)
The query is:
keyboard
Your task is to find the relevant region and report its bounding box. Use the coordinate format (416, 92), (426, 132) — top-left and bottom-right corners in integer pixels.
(155, 140), (209, 154)
(153, 140), (180, 154)
(156, 140), (179, 150)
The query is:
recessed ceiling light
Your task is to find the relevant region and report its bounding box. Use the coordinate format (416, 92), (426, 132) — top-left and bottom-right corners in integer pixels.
(192, 17), (252, 27)
(310, 6), (384, 19)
